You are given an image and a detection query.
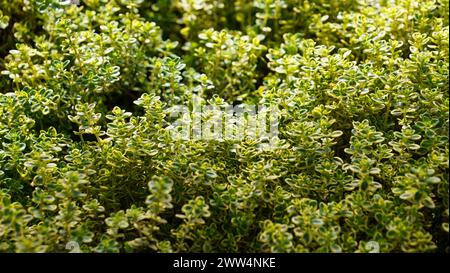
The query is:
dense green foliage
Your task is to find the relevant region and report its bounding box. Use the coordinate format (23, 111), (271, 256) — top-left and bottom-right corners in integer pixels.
(0, 0), (448, 253)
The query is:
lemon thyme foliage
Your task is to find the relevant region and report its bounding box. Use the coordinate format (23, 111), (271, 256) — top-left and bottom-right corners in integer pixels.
(0, 0), (448, 253)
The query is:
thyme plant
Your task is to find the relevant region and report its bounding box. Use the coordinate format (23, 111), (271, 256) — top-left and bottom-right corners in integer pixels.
(0, 0), (448, 253)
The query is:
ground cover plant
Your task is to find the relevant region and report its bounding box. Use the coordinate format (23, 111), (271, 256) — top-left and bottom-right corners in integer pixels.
(0, 0), (448, 253)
